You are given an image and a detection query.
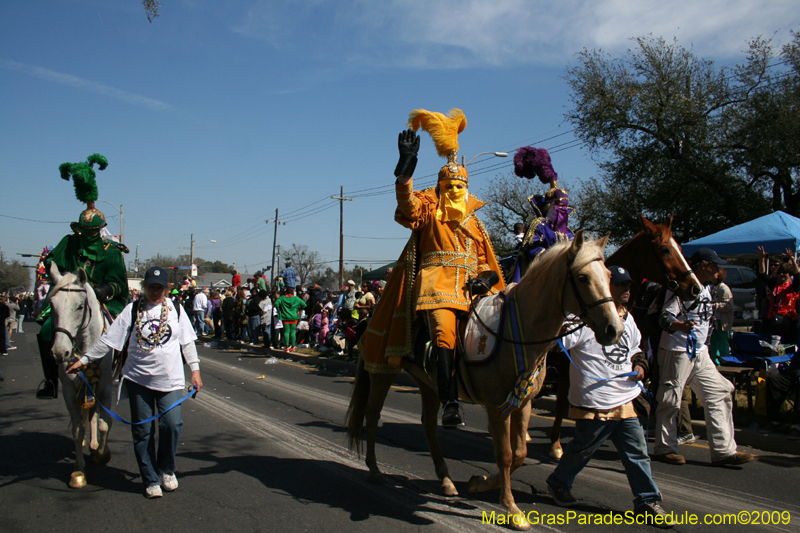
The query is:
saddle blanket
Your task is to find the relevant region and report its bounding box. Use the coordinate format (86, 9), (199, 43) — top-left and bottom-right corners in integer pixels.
(463, 293), (505, 363)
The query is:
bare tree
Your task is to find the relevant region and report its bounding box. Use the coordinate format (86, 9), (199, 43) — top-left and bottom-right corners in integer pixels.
(284, 244), (322, 288)
(479, 172), (543, 257)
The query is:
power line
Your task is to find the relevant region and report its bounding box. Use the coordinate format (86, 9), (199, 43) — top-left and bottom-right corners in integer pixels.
(0, 213), (71, 224)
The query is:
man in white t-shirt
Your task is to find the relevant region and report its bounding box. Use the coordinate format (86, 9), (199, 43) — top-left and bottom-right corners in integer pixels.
(547, 266), (671, 526)
(652, 247), (753, 467)
(192, 288), (209, 335)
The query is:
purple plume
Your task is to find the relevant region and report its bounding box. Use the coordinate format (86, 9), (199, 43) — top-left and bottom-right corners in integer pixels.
(513, 146), (558, 184)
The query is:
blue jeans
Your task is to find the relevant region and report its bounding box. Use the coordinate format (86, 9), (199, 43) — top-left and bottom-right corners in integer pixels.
(261, 324), (271, 346)
(126, 380), (184, 488)
(547, 416), (661, 509)
(192, 310), (206, 334)
(247, 316), (261, 343)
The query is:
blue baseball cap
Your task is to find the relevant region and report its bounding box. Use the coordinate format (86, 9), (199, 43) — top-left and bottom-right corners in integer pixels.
(144, 266), (168, 286)
(608, 265), (633, 285)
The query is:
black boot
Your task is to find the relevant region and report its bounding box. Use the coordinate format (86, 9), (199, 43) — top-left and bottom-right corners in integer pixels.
(435, 347), (464, 428)
(36, 333), (58, 399)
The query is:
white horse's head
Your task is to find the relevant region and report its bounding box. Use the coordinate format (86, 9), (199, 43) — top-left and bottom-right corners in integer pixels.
(563, 230), (624, 345)
(48, 262), (101, 364)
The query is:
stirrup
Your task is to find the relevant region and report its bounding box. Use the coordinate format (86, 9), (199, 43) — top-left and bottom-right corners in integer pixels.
(36, 379), (58, 399)
(442, 401), (466, 429)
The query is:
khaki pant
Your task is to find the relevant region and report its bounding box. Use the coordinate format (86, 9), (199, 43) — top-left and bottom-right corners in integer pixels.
(655, 346), (737, 461)
(425, 309), (457, 350)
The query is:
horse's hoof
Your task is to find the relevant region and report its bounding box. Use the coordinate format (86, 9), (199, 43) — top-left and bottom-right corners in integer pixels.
(549, 447), (563, 461)
(467, 475), (487, 493)
(368, 472), (385, 485)
(509, 513), (531, 531)
(441, 478), (458, 497)
(91, 450), (111, 465)
(69, 471), (87, 489)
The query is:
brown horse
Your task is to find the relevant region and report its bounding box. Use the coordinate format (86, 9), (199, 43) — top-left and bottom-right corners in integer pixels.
(346, 231), (623, 530)
(546, 214), (703, 460)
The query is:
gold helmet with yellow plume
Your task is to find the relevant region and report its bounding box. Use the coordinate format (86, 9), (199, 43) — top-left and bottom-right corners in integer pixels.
(407, 108), (468, 185)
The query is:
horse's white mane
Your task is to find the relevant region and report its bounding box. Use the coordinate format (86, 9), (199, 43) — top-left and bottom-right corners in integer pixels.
(519, 235), (604, 286)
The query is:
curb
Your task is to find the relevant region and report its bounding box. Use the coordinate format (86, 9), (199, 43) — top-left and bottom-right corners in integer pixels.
(532, 396), (799, 456)
(200, 338), (798, 456)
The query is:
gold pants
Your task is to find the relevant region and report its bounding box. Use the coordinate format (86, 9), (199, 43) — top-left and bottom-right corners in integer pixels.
(424, 309), (457, 350)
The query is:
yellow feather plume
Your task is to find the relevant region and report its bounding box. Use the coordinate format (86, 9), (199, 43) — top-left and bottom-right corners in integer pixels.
(407, 108), (467, 158)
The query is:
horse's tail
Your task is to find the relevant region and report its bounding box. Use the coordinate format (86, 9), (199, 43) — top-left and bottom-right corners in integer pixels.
(345, 356), (369, 455)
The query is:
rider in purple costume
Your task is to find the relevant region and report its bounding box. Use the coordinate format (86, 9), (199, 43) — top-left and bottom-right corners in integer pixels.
(509, 147), (574, 283)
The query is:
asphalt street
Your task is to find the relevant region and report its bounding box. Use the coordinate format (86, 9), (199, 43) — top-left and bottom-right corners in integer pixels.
(2, 325), (800, 533)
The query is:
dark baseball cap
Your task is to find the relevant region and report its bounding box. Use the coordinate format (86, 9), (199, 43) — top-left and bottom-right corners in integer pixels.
(690, 247), (727, 265)
(607, 265), (633, 285)
(144, 266), (169, 286)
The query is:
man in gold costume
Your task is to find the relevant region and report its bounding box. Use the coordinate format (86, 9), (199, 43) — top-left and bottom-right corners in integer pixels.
(360, 109), (505, 428)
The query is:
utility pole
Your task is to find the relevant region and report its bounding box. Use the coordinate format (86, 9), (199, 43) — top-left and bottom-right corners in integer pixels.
(119, 204), (124, 245)
(276, 245), (282, 279)
(331, 186), (353, 288)
(266, 208), (286, 285)
(190, 234), (194, 270)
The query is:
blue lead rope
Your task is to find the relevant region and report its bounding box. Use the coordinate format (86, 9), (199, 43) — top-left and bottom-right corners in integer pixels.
(686, 328), (697, 360)
(77, 371), (198, 426)
(555, 338), (654, 440)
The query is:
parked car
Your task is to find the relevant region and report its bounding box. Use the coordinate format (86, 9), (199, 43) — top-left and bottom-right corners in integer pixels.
(721, 265), (758, 325)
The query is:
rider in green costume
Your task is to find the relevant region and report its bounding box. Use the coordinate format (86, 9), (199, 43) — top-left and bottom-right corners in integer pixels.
(36, 154), (129, 399)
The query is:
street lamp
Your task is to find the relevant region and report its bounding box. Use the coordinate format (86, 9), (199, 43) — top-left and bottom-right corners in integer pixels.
(463, 151), (508, 167)
(96, 199), (123, 243)
(190, 235), (216, 275)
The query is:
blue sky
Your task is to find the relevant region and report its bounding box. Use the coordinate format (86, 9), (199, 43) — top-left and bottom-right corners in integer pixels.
(1, 0), (797, 282)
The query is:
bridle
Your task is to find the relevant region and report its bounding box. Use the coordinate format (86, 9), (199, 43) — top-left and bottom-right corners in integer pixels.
(52, 286), (93, 349)
(566, 257), (614, 320)
(650, 232), (694, 292)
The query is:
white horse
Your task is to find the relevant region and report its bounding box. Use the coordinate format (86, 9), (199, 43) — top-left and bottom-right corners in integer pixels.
(48, 262), (113, 488)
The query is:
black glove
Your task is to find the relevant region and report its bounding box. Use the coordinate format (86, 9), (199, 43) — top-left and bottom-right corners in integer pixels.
(93, 283), (113, 302)
(394, 129), (420, 178)
(468, 271), (500, 296)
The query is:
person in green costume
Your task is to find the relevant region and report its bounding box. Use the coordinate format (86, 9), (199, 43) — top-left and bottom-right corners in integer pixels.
(274, 287), (306, 352)
(36, 154), (130, 399)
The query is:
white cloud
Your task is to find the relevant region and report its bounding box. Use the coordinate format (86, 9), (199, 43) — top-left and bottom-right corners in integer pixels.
(232, 0), (798, 69)
(0, 60), (173, 111)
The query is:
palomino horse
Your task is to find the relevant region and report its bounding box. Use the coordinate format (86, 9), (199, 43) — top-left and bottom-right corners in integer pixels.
(48, 263), (114, 488)
(346, 231), (623, 530)
(546, 214), (703, 460)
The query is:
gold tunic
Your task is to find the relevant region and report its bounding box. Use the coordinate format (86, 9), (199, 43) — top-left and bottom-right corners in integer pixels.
(360, 179), (505, 373)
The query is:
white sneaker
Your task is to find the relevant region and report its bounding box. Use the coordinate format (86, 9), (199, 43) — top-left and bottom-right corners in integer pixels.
(160, 472), (179, 491)
(145, 485), (163, 498)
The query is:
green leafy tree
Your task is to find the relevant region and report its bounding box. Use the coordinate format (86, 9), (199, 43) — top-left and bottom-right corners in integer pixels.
(565, 35), (774, 244)
(0, 258), (31, 292)
(143, 0), (160, 22)
(724, 31), (800, 215)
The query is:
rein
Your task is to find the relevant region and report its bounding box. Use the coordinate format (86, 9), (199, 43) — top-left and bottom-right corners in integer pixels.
(469, 256), (613, 346)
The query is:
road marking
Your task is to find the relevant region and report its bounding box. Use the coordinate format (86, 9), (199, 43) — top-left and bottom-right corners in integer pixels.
(200, 356), (800, 531)
(195, 388), (547, 533)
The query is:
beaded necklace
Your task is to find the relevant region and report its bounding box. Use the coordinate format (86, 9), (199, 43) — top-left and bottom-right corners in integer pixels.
(135, 298), (171, 351)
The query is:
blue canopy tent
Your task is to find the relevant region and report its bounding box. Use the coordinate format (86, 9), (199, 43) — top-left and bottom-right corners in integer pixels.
(682, 211), (800, 257)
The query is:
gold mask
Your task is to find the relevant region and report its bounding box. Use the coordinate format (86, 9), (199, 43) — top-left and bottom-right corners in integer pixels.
(436, 179), (467, 223)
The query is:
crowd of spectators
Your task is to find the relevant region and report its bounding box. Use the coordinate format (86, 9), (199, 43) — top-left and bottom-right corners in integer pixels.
(120, 268), (390, 359)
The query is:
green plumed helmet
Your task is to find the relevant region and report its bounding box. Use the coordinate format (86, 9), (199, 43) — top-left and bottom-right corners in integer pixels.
(59, 153), (109, 234)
